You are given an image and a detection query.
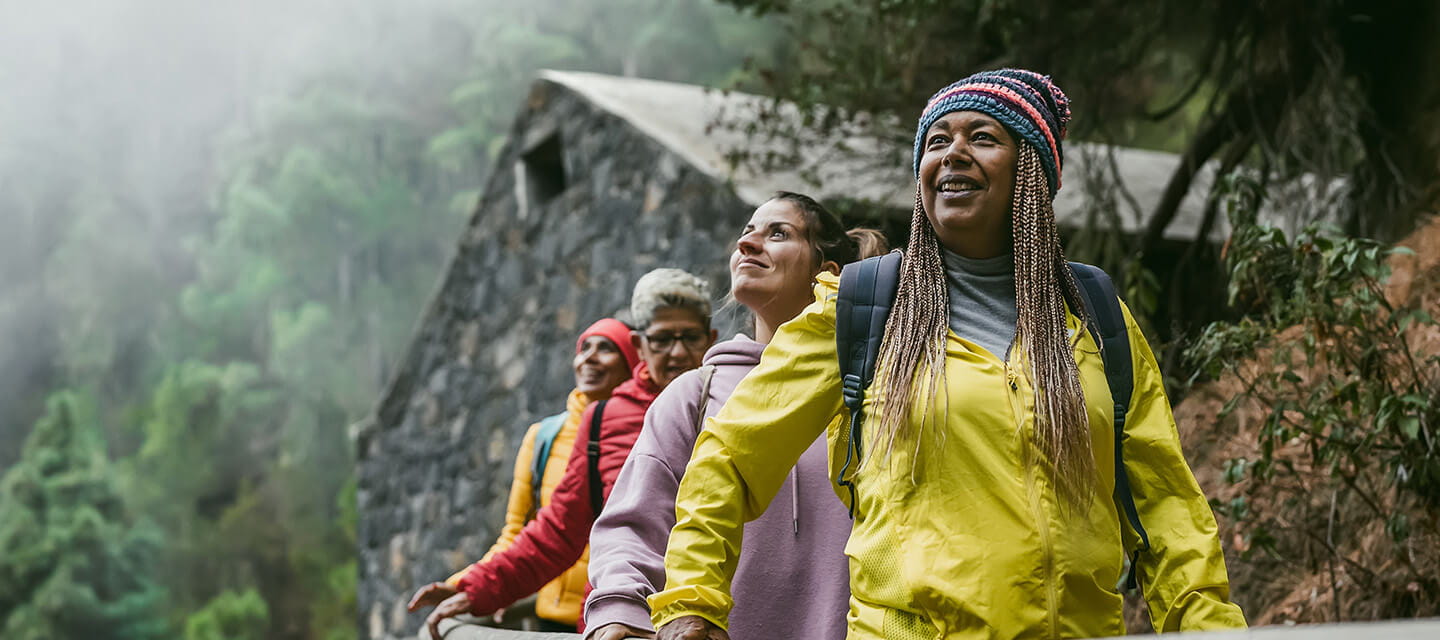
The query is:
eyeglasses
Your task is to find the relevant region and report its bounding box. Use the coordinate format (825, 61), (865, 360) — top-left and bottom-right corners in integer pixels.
(642, 331), (709, 352)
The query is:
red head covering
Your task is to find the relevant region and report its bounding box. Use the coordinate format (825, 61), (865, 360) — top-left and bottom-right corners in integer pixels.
(576, 318), (638, 371)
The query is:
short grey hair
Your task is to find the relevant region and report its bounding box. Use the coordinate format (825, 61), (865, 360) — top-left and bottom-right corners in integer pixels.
(629, 268), (712, 329)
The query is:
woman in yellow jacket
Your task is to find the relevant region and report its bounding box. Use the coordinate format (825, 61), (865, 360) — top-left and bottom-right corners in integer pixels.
(409, 317), (638, 631)
(650, 69), (1248, 639)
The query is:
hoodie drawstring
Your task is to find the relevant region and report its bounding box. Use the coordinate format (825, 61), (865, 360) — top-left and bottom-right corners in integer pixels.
(791, 467), (799, 534)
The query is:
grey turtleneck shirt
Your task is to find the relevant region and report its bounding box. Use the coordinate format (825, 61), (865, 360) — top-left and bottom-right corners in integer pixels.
(941, 248), (1018, 361)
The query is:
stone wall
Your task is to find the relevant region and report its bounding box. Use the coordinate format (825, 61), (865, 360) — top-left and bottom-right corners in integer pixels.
(355, 79), (752, 640)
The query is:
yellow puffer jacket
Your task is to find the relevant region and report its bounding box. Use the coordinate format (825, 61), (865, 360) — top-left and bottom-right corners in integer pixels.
(650, 273), (1246, 639)
(447, 388), (591, 626)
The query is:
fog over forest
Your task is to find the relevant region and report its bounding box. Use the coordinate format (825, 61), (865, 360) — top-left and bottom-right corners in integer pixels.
(0, 2), (773, 637)
(0, 0), (454, 454)
(0, 0), (414, 240)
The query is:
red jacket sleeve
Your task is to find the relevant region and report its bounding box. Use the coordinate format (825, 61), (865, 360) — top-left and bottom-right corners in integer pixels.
(458, 402), (600, 616)
(457, 393), (649, 620)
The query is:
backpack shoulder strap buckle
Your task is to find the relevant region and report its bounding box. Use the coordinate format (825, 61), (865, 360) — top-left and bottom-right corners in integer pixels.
(834, 251), (903, 518)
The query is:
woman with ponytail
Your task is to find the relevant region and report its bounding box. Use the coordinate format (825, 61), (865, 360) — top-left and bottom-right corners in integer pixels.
(585, 193), (884, 640)
(650, 70), (1247, 639)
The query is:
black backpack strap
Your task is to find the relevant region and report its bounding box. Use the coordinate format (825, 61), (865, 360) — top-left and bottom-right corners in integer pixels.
(834, 251), (903, 518)
(1068, 262), (1152, 590)
(586, 400), (608, 517)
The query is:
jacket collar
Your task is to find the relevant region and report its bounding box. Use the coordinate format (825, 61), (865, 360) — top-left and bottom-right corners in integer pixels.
(610, 362), (662, 406)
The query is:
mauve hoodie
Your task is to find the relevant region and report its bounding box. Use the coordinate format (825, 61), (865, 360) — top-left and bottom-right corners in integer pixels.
(584, 335), (851, 640)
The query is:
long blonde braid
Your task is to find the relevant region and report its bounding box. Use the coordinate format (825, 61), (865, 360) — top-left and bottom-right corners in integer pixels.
(867, 185), (950, 466)
(1012, 144), (1094, 505)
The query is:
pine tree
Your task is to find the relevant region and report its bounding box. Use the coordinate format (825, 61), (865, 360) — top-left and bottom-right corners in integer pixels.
(0, 392), (169, 640)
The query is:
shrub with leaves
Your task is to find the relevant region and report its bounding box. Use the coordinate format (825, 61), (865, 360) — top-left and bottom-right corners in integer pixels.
(1184, 175), (1440, 621)
(0, 393), (170, 639)
(184, 589), (269, 640)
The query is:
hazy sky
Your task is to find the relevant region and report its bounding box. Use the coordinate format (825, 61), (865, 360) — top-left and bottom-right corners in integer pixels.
(0, 0), (450, 211)
(0, 0), (489, 460)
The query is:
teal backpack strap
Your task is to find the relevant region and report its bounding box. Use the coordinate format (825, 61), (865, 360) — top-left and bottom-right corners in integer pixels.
(1068, 262), (1152, 590)
(834, 251), (903, 518)
(528, 411), (569, 515)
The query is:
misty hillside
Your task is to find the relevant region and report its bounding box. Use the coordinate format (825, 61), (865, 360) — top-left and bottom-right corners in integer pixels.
(0, 2), (776, 638)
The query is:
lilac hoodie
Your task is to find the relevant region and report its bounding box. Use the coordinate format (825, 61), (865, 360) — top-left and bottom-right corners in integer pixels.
(584, 335), (851, 640)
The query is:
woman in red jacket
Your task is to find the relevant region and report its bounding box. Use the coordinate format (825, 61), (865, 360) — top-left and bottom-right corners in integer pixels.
(412, 267), (717, 639)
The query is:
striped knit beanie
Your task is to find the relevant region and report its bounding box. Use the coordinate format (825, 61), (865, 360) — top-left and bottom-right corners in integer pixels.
(912, 68), (1071, 197)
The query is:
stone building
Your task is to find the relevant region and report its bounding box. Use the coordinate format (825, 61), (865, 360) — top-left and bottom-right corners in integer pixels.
(354, 70), (1224, 640)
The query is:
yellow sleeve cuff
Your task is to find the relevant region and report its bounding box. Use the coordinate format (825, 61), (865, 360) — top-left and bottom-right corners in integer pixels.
(1170, 589), (1248, 632)
(647, 584), (733, 631)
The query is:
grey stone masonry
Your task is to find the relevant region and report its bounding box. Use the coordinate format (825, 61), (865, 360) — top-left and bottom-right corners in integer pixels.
(356, 77), (753, 640)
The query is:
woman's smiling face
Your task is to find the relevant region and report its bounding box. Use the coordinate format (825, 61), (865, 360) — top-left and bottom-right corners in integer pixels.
(917, 110), (1018, 258)
(728, 199), (818, 313)
(572, 335), (628, 398)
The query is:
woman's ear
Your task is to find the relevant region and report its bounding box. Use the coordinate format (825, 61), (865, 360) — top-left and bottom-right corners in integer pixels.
(819, 260), (841, 276)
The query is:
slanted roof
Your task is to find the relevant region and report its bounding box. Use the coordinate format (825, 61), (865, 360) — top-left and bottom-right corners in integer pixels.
(540, 70), (1221, 242)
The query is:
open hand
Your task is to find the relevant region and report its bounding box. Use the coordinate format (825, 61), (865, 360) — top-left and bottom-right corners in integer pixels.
(590, 622), (656, 639)
(655, 616), (728, 640)
(407, 582), (459, 612)
(425, 592), (472, 640)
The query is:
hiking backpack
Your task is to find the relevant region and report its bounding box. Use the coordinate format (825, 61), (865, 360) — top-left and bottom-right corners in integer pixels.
(834, 252), (1152, 588)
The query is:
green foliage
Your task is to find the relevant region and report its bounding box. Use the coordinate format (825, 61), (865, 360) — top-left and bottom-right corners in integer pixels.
(184, 589), (269, 640)
(1186, 173), (1440, 614)
(309, 559), (357, 640)
(1188, 174), (1440, 504)
(0, 392), (170, 639)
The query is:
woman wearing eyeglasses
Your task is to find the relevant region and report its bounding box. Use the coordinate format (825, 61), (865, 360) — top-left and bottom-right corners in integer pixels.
(585, 192), (886, 640)
(415, 268), (716, 639)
